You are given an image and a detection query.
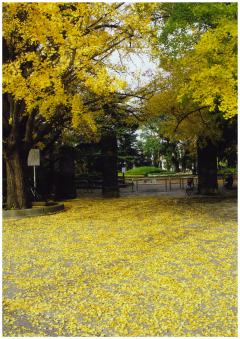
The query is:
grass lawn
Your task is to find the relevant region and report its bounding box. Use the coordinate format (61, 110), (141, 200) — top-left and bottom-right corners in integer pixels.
(3, 197), (237, 336)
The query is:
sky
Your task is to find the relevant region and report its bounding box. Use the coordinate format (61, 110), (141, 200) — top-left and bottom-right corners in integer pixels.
(108, 50), (159, 140)
(110, 50), (159, 90)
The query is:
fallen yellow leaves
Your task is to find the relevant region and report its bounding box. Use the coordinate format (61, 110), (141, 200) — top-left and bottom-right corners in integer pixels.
(3, 197), (237, 336)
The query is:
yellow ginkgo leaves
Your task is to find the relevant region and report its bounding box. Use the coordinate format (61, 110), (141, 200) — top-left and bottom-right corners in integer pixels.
(3, 196), (237, 336)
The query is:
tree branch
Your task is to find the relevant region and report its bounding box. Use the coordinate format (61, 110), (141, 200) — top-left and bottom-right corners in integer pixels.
(32, 114), (70, 147)
(24, 108), (38, 144)
(61, 48), (77, 86)
(85, 3), (124, 32)
(174, 106), (209, 132)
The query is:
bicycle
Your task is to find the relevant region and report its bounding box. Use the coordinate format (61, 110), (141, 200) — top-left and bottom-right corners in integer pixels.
(185, 185), (195, 196)
(185, 178), (195, 196)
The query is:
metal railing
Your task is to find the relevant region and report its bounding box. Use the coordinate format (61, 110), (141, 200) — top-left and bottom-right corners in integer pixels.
(131, 176), (198, 192)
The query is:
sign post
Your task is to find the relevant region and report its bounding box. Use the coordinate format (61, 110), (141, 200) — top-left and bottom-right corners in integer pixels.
(27, 149), (40, 194)
(33, 166), (36, 189)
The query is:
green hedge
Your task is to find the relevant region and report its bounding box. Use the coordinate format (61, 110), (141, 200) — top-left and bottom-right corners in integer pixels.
(218, 167), (237, 175)
(125, 166), (174, 176)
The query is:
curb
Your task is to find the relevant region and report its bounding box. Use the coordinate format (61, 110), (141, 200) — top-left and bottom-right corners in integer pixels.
(3, 203), (65, 219)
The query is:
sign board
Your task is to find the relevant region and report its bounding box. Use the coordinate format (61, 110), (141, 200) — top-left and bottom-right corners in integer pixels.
(27, 149), (40, 166)
(122, 167), (126, 173)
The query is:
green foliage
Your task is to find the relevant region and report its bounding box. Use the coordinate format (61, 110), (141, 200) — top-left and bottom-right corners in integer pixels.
(118, 130), (140, 166)
(138, 131), (164, 158)
(158, 2), (237, 57)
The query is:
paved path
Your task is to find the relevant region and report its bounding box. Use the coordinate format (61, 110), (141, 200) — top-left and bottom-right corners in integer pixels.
(77, 186), (237, 199)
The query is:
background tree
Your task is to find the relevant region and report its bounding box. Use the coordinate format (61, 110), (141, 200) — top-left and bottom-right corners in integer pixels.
(117, 128), (139, 169)
(138, 123), (194, 172)
(147, 2), (237, 193)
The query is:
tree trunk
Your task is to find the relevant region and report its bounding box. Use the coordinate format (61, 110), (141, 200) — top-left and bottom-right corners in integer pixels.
(192, 160), (197, 175)
(4, 149), (30, 209)
(101, 132), (119, 198)
(172, 157), (180, 172)
(227, 152), (237, 168)
(181, 157), (186, 172)
(197, 139), (218, 195)
(153, 157), (159, 168)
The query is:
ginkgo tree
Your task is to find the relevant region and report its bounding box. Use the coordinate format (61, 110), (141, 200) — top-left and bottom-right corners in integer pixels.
(147, 2), (237, 193)
(3, 2), (157, 208)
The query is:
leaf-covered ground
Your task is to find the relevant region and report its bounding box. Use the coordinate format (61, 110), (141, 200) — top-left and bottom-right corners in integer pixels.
(3, 197), (237, 336)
